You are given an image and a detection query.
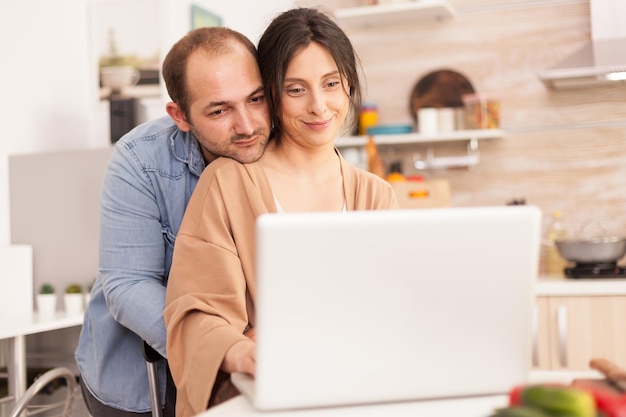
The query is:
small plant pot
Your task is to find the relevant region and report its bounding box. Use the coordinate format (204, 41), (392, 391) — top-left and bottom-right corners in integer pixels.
(64, 293), (84, 316)
(36, 293), (57, 317)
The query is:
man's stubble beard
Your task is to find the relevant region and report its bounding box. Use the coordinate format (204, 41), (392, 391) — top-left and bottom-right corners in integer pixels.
(191, 125), (270, 164)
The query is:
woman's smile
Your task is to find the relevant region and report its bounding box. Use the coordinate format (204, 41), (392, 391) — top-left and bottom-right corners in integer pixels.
(303, 117), (334, 131)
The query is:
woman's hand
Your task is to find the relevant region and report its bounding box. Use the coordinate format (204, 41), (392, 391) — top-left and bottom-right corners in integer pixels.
(222, 338), (256, 376)
(244, 326), (256, 342)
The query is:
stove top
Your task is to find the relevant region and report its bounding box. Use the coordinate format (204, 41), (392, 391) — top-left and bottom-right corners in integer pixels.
(564, 262), (626, 279)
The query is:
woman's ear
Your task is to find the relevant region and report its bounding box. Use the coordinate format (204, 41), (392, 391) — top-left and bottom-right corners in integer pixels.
(166, 102), (191, 132)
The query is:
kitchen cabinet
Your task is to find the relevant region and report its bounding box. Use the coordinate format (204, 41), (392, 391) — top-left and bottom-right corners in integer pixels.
(334, 0), (456, 28)
(533, 293), (626, 371)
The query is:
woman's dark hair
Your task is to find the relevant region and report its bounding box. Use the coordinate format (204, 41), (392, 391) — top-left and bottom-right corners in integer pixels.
(258, 8), (362, 143)
(162, 27), (257, 118)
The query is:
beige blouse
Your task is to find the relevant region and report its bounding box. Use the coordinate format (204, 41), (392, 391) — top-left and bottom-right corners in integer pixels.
(164, 152), (399, 417)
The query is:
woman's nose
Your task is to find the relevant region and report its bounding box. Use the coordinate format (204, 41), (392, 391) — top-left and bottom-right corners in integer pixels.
(308, 90), (327, 115)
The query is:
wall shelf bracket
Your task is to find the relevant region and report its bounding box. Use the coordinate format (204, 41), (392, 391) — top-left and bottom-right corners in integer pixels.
(414, 138), (480, 170)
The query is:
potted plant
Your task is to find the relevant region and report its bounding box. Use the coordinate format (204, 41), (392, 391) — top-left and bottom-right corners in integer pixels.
(64, 283), (84, 316)
(36, 283), (57, 317)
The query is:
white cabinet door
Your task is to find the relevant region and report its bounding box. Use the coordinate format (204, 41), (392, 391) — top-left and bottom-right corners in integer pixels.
(532, 297), (552, 369)
(536, 296), (626, 370)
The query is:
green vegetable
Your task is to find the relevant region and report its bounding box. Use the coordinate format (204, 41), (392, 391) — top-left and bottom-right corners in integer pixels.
(520, 385), (596, 417)
(490, 405), (552, 417)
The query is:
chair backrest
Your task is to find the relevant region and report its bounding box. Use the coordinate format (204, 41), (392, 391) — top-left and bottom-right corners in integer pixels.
(9, 367), (76, 417)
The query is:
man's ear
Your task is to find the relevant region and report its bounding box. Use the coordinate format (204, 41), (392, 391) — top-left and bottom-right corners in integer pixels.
(166, 102), (191, 132)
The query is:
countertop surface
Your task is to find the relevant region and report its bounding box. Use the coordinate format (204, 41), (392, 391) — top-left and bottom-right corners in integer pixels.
(198, 370), (601, 417)
(199, 394), (508, 417)
(536, 274), (626, 296)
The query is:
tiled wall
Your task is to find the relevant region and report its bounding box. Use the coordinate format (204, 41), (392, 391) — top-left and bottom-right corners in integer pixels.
(307, 0), (626, 240)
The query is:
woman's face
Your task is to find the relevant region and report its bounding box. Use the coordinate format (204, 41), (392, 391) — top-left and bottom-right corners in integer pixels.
(280, 42), (351, 147)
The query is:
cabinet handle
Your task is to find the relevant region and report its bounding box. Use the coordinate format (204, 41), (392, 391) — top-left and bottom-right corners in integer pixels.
(532, 304), (538, 367)
(557, 304), (568, 368)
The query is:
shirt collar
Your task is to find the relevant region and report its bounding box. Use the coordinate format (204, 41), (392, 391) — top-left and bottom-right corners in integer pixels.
(170, 128), (205, 177)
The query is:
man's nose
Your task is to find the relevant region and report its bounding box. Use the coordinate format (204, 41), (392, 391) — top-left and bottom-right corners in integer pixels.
(234, 109), (255, 134)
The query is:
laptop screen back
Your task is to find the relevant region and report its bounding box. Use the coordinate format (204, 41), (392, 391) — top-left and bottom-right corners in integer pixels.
(240, 206), (541, 411)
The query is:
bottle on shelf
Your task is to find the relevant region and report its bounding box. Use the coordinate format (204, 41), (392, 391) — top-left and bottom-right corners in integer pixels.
(544, 210), (568, 275)
(385, 160), (406, 182)
(359, 102), (378, 136)
(366, 137), (385, 178)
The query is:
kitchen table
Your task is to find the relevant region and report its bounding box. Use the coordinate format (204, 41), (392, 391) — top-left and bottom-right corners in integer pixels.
(196, 371), (600, 417)
(0, 311), (83, 407)
(197, 394), (509, 417)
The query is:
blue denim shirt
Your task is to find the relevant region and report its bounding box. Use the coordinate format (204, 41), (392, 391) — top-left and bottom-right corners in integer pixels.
(75, 116), (205, 412)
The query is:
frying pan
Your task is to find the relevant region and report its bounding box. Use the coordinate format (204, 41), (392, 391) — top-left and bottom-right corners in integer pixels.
(555, 220), (626, 264)
(556, 236), (626, 264)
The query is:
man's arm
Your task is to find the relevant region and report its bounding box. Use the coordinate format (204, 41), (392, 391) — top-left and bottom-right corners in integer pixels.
(98, 147), (169, 357)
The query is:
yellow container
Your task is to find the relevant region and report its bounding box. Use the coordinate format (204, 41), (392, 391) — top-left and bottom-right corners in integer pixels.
(359, 103), (378, 135)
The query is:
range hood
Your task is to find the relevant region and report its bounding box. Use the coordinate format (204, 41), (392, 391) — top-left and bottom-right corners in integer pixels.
(539, 0), (626, 89)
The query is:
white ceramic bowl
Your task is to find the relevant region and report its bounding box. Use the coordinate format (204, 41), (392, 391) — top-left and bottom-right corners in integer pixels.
(100, 65), (140, 92)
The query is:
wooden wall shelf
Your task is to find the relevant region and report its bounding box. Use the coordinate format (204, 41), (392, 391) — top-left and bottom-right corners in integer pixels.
(335, 129), (503, 147)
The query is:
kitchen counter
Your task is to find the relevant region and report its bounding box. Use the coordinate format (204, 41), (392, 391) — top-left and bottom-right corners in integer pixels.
(197, 370), (601, 417)
(199, 395), (508, 417)
(536, 274), (626, 296)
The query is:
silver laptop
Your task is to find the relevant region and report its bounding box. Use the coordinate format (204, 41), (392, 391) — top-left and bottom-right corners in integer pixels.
(232, 205), (541, 411)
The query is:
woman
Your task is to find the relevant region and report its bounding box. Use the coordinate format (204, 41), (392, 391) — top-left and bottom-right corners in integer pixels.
(164, 8), (399, 417)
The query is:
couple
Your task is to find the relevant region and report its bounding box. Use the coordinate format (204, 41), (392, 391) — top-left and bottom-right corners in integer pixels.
(76, 7), (399, 417)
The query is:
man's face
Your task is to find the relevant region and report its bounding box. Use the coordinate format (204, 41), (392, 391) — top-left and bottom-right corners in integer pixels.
(172, 43), (270, 164)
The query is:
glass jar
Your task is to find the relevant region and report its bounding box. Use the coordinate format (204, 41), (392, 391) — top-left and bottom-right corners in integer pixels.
(544, 210), (568, 275)
(359, 103), (378, 136)
(462, 94), (500, 129)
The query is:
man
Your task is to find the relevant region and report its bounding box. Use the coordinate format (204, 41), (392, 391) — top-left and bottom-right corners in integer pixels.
(75, 27), (270, 417)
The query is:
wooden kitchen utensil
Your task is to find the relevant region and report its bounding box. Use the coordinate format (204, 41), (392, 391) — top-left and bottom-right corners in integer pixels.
(590, 358), (626, 392)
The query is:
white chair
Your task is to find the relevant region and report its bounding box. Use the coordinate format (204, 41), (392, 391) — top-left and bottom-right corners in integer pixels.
(8, 367), (76, 417)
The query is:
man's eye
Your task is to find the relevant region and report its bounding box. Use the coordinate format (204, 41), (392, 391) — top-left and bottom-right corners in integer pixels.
(250, 95), (265, 103)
